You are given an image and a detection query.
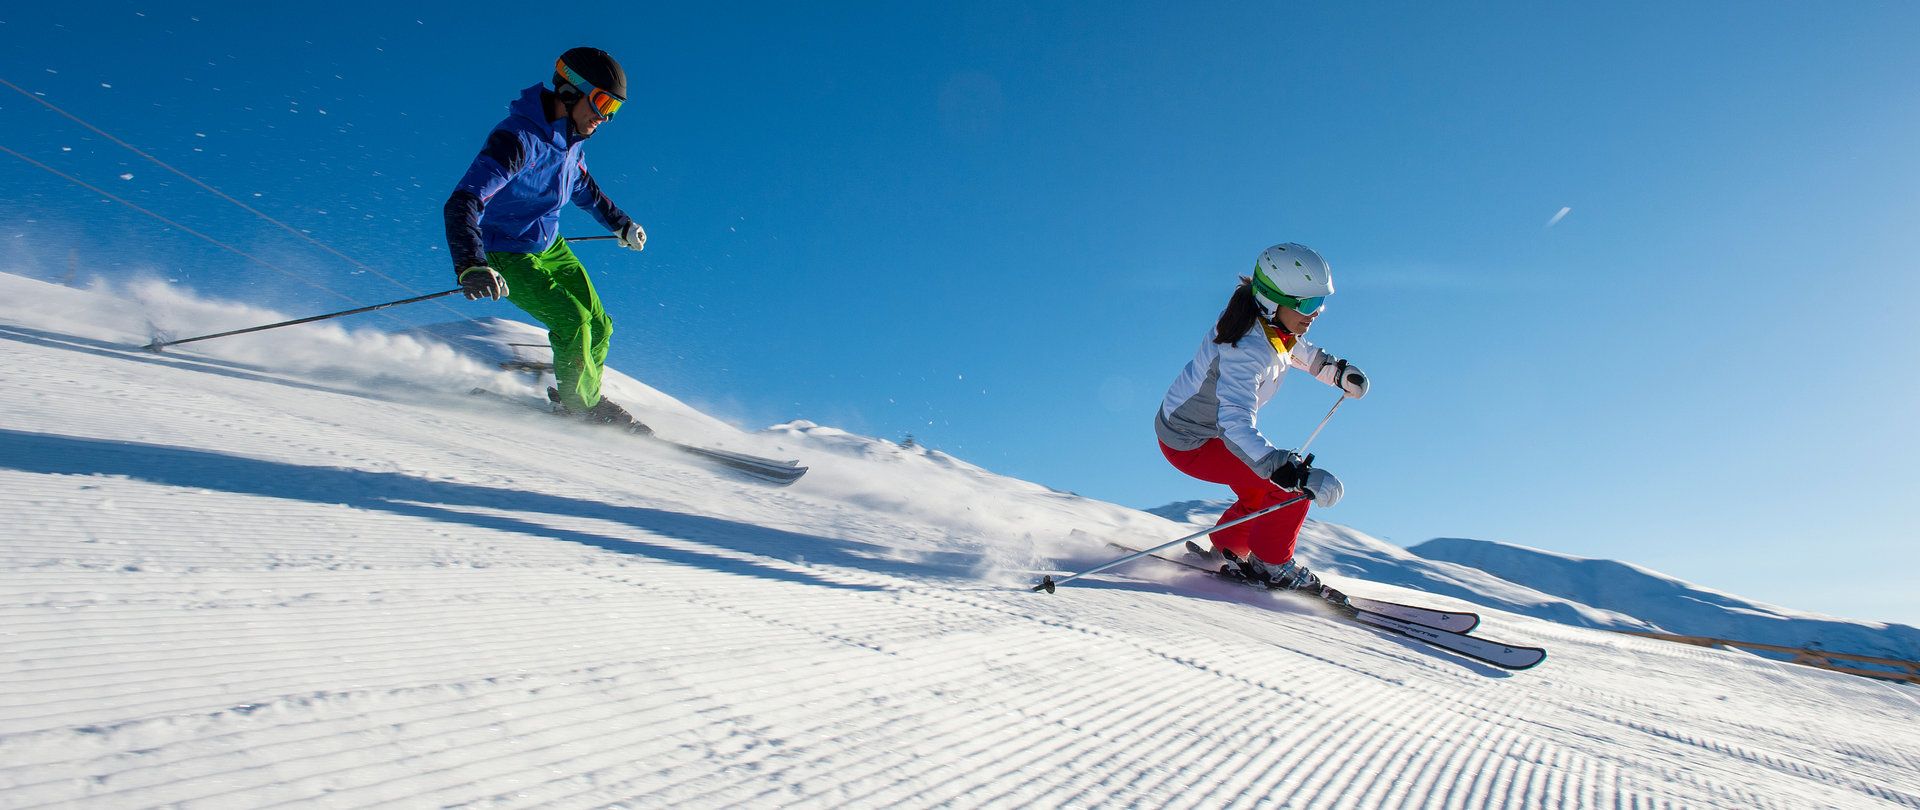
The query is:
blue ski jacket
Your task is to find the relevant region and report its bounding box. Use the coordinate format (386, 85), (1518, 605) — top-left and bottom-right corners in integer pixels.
(443, 85), (633, 274)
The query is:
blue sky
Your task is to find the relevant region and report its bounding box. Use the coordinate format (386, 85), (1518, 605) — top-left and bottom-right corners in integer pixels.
(3, 2), (1917, 624)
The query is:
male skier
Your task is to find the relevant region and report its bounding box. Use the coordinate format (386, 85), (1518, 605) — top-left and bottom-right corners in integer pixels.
(444, 46), (649, 430)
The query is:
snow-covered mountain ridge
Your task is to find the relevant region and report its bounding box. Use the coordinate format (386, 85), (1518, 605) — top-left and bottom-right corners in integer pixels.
(1147, 501), (1920, 661)
(4, 270), (1917, 808)
(1411, 537), (1920, 661)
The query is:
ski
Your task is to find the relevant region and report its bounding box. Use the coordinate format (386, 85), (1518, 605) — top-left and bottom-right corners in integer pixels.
(1120, 541), (1480, 633)
(1343, 608), (1547, 670)
(468, 388), (808, 486)
(1100, 540), (1545, 670)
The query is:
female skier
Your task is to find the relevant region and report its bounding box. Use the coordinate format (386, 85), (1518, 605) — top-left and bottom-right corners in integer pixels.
(1155, 243), (1370, 599)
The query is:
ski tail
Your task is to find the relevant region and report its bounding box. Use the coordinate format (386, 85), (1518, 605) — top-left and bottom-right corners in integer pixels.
(1346, 596), (1479, 634)
(468, 388), (808, 485)
(667, 442), (807, 485)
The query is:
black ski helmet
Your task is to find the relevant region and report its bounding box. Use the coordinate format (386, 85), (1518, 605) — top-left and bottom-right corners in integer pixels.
(553, 47), (627, 102)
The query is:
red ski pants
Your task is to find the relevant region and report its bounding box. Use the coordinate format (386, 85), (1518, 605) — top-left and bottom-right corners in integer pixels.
(1160, 439), (1310, 564)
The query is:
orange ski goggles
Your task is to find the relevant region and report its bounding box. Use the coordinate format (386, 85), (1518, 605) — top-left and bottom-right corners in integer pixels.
(556, 59), (625, 119)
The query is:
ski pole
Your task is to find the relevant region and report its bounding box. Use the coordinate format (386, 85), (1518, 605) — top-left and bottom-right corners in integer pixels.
(142, 288), (462, 352)
(1297, 390), (1348, 455)
(1035, 389), (1352, 594)
(139, 235), (625, 352)
(1033, 492), (1310, 593)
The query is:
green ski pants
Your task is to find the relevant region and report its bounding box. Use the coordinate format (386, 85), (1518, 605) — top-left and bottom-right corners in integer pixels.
(487, 239), (613, 411)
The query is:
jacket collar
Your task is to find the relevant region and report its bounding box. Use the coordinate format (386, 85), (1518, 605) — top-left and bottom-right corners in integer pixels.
(507, 84), (584, 146)
(1260, 319), (1298, 355)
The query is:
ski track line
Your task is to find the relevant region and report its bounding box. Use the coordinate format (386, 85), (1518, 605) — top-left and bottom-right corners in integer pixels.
(1025, 625), (1342, 808)
(442, 640), (1045, 809)
(443, 591), (1382, 806)
(0, 596), (744, 710)
(856, 583), (1920, 806)
(1, 562), (905, 720)
(0, 634), (725, 769)
(5, 587), (936, 802)
(1318, 680), (1530, 809)
(1642, 633), (1920, 794)
(817, 587), (1474, 810)
(408, 598), (1167, 806)
(6, 672), (661, 806)
(880, 638), (1242, 806)
(1548, 696), (1911, 808)
(3, 556), (1067, 802)
(12, 673), (737, 809)
(572, 606), (1121, 802)
(652, 628), (1299, 808)
(244, 672), (786, 810)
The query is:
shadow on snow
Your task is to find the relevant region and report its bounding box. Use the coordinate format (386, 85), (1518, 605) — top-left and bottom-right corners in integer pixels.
(0, 427), (988, 593)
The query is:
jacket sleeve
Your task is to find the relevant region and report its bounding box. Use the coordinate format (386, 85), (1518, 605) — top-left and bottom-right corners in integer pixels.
(443, 129), (529, 274)
(570, 160), (633, 234)
(1216, 338), (1289, 478)
(1289, 338), (1350, 390)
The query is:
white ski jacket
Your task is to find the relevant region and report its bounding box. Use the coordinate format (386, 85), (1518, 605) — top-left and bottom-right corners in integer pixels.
(1156, 323), (1346, 478)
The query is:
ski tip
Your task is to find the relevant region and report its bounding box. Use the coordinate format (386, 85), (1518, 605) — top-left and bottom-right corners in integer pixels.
(140, 342), (164, 353)
(1033, 576), (1057, 594)
(1508, 649), (1548, 671)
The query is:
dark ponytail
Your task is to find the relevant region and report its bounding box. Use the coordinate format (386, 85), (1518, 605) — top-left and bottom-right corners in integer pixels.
(1213, 277), (1261, 344)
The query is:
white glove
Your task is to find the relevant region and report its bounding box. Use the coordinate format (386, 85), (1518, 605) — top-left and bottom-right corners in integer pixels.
(617, 220), (647, 251)
(1314, 352), (1369, 399)
(1302, 467), (1343, 508)
(459, 266), (509, 301)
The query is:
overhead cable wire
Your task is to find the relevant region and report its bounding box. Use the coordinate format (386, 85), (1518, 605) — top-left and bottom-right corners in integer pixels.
(0, 76), (473, 324)
(0, 142), (365, 309)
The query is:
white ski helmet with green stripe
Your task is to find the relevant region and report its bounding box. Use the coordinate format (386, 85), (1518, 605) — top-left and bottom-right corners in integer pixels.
(1251, 242), (1333, 318)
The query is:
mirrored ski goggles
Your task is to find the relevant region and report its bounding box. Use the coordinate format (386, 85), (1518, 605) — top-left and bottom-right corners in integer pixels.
(1256, 290), (1326, 317)
(556, 60), (625, 119)
(1273, 293), (1326, 316)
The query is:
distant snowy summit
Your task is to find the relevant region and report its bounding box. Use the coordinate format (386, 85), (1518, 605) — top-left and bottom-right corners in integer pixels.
(1148, 500), (1920, 661)
(1143, 499), (1231, 527)
(1410, 537), (1920, 662)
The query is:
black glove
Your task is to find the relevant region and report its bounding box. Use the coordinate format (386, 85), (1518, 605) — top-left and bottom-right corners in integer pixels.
(1269, 452), (1343, 506)
(459, 266), (509, 301)
(1270, 452), (1315, 490)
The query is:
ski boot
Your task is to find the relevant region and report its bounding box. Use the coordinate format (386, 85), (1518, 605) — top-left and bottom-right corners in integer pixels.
(548, 387), (655, 436)
(1185, 540), (1222, 564)
(1236, 553), (1349, 606)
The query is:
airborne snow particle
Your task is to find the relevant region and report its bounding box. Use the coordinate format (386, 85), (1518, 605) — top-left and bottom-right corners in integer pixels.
(118, 173), (133, 180)
(1546, 207), (1571, 228)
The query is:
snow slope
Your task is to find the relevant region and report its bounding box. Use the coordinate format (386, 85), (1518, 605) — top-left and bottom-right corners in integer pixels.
(4, 271), (1919, 809)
